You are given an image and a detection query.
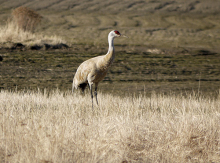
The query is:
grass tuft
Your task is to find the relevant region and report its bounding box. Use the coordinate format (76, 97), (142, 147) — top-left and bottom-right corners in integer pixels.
(12, 6), (42, 32)
(0, 20), (67, 48)
(0, 6), (67, 49)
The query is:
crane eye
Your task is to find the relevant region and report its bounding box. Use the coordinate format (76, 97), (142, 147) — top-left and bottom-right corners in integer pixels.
(114, 31), (120, 35)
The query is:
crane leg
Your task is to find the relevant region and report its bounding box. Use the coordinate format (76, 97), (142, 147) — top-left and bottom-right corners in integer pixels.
(89, 83), (94, 109)
(94, 84), (98, 105)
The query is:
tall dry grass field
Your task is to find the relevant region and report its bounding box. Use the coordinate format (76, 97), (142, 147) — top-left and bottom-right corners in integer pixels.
(0, 90), (220, 162)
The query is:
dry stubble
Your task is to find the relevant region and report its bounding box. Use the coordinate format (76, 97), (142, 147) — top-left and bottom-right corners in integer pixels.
(0, 90), (220, 162)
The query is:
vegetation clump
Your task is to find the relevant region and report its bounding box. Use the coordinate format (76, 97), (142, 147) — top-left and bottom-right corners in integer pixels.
(0, 6), (68, 50)
(12, 6), (42, 32)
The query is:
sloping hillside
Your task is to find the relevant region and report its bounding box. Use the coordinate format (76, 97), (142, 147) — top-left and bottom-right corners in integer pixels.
(1, 0), (220, 14)
(0, 0), (220, 49)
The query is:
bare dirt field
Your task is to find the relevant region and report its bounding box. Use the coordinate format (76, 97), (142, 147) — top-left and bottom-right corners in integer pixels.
(1, 49), (220, 98)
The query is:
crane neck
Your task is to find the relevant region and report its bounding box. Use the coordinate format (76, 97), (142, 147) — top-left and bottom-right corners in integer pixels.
(103, 35), (115, 68)
(107, 35), (115, 54)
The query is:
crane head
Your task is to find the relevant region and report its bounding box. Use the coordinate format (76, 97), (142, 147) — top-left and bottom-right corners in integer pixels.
(114, 30), (121, 36)
(110, 30), (129, 38)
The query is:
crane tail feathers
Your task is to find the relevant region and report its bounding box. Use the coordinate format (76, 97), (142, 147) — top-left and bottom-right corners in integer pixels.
(72, 81), (75, 94)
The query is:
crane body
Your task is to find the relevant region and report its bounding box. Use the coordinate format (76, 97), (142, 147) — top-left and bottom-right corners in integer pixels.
(72, 30), (127, 108)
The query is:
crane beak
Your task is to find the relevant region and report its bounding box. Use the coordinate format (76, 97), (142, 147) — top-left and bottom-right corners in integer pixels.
(121, 34), (129, 38)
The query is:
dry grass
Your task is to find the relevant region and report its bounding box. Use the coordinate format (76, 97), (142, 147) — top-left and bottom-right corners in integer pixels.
(0, 6), (67, 48)
(12, 6), (42, 32)
(0, 20), (66, 47)
(0, 90), (220, 162)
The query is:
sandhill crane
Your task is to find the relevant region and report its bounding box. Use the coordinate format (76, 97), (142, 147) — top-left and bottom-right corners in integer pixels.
(72, 30), (128, 108)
